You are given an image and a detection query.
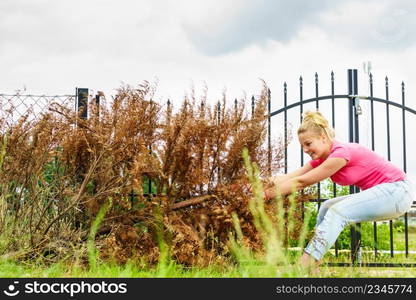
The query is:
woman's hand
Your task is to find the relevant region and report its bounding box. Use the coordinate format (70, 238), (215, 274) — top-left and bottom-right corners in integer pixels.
(267, 175), (289, 186)
(230, 182), (252, 193)
(262, 177), (278, 200)
(263, 187), (276, 201)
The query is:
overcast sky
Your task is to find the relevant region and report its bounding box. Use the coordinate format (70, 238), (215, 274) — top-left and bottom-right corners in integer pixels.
(1, 0), (416, 174)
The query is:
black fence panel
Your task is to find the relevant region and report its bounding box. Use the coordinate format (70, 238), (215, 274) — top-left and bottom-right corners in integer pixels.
(268, 69), (416, 267)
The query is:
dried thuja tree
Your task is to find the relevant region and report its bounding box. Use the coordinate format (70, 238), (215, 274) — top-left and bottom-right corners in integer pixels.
(154, 86), (284, 208)
(118, 84), (305, 266)
(0, 82), (163, 261)
(0, 81), (310, 266)
(0, 113), (77, 257)
(98, 85), (286, 264)
(58, 84), (162, 212)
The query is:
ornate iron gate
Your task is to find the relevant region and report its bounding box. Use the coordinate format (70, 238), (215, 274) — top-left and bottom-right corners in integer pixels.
(268, 69), (416, 266)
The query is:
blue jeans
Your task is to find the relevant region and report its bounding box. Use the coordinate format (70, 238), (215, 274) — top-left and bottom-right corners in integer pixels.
(304, 179), (415, 261)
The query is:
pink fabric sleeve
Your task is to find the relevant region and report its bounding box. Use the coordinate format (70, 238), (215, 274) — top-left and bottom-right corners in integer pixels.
(309, 160), (321, 168)
(328, 145), (351, 161)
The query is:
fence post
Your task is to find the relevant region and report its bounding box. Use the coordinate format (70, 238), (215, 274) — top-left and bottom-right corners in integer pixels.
(94, 92), (102, 118)
(75, 88), (89, 120)
(251, 95), (255, 117)
(348, 69), (361, 265)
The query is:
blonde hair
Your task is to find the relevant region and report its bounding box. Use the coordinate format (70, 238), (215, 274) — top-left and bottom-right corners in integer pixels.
(297, 111), (335, 140)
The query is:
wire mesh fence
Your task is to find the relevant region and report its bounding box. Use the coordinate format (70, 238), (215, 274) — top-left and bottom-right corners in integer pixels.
(0, 93), (75, 130)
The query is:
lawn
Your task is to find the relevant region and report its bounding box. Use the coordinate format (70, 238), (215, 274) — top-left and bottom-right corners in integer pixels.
(1, 254), (415, 278)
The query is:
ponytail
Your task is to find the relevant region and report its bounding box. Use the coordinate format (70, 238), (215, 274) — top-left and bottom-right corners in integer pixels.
(297, 111), (335, 140)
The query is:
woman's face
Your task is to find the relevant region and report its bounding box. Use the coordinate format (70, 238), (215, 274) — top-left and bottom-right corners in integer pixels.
(298, 131), (331, 160)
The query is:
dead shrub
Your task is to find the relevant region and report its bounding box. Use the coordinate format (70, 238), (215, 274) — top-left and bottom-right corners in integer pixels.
(0, 81), (310, 266)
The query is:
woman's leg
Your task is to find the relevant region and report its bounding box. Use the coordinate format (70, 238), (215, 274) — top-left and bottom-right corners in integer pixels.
(299, 195), (350, 270)
(303, 180), (413, 262)
(315, 195), (350, 226)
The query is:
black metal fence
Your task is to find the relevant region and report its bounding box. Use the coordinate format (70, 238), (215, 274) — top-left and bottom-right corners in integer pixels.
(268, 69), (416, 267)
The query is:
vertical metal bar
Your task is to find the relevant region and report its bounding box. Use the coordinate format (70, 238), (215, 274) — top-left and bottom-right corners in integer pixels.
(315, 73), (321, 210)
(299, 76), (305, 221)
(167, 99), (172, 121)
(284, 82), (288, 174)
(370, 74), (375, 151)
(401, 83), (407, 174)
(385, 77), (391, 161)
(251, 95), (255, 117)
(75, 87), (78, 112)
(217, 101), (221, 124)
(348, 69), (361, 265)
(94, 93), (100, 118)
(348, 69), (356, 263)
(331, 71), (335, 131)
(354, 69), (362, 264)
(315, 73), (319, 110)
(283, 83), (288, 248)
(299, 76), (304, 167)
(369, 73), (378, 258)
(353, 70), (359, 144)
(385, 76), (394, 258)
(148, 168), (152, 195)
(402, 81), (409, 258)
(331, 71), (339, 257)
(348, 70), (354, 143)
(348, 70), (357, 264)
(267, 88), (272, 176)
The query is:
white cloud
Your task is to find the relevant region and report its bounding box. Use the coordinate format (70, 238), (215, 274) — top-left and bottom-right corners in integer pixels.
(318, 0), (415, 50)
(1, 0), (415, 175)
(180, 0), (338, 55)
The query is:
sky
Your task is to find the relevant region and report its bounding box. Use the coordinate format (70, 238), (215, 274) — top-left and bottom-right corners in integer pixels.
(1, 0), (416, 175)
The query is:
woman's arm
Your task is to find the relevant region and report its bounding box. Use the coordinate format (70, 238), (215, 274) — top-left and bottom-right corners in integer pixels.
(264, 158), (347, 199)
(231, 163), (314, 194)
(268, 163), (314, 186)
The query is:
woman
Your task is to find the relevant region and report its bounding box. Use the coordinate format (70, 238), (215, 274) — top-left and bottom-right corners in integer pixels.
(264, 111), (415, 269)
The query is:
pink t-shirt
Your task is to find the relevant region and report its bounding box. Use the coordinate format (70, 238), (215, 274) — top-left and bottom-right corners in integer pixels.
(309, 140), (405, 190)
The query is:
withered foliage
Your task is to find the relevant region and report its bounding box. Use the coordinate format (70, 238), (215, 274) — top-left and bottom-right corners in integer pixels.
(0, 82), (311, 266)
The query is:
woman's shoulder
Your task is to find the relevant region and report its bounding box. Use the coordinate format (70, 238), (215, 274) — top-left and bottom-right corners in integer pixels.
(331, 140), (350, 151)
(333, 140), (366, 150)
(332, 141), (376, 159)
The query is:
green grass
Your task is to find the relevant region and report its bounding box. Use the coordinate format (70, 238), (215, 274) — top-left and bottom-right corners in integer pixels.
(0, 256), (415, 278)
(394, 230), (416, 251)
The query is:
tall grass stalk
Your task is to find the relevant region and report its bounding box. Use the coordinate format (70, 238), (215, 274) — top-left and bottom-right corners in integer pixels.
(0, 134), (6, 170)
(228, 148), (313, 276)
(0, 135), (7, 230)
(229, 212), (255, 268)
(87, 198), (112, 271)
(153, 206), (174, 277)
(286, 187), (297, 244)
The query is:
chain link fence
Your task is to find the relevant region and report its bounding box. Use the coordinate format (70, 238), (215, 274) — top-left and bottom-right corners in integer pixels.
(0, 93), (76, 129)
